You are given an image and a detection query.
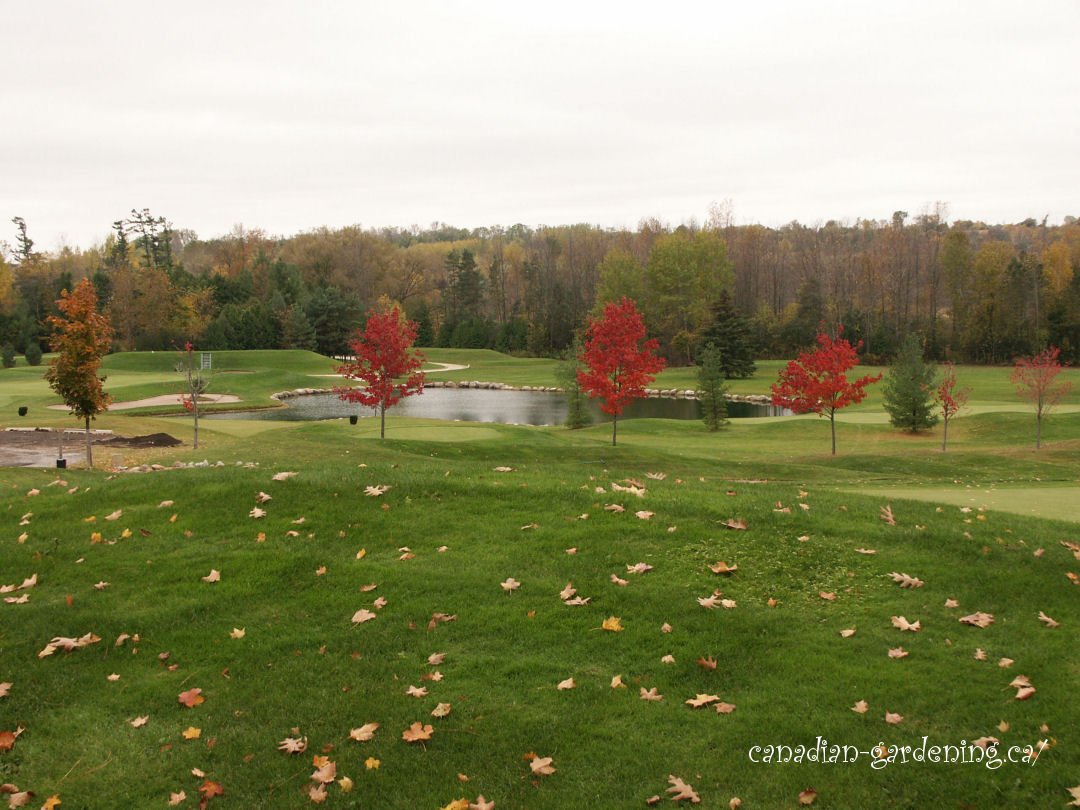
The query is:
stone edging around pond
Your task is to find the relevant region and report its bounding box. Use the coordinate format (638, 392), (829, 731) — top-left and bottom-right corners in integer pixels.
(270, 382), (773, 404)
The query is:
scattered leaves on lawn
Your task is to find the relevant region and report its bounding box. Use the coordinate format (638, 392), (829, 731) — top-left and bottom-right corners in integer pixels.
(278, 736), (308, 754)
(960, 612), (995, 628)
(666, 775), (700, 803)
(178, 688), (205, 707)
(401, 722), (433, 743)
(888, 572), (924, 588)
(530, 757), (555, 776)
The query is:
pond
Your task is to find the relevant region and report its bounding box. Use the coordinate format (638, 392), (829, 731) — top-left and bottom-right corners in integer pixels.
(200, 388), (790, 427)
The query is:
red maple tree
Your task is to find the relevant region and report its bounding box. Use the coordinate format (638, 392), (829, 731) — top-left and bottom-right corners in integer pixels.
(770, 326), (881, 455)
(1010, 345), (1073, 449)
(577, 297), (665, 446)
(930, 362), (970, 452)
(335, 306), (425, 438)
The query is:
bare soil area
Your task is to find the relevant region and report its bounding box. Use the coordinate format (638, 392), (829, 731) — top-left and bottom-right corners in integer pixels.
(0, 428), (181, 468)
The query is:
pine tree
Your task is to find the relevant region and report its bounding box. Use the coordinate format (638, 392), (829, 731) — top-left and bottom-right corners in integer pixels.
(697, 290), (757, 378)
(281, 305), (318, 351)
(882, 334), (939, 432)
(696, 344), (729, 430)
(556, 342), (592, 429)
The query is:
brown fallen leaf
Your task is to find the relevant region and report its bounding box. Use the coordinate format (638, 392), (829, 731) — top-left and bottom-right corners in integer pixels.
(885, 711), (903, 725)
(604, 503), (625, 513)
(891, 616), (921, 632)
(697, 595), (721, 609)
(402, 722), (433, 743)
(944, 598), (959, 608)
(854, 548), (876, 555)
(500, 577), (521, 592)
(272, 471), (297, 481)
(1038, 611), (1059, 628)
(640, 687), (664, 702)
(406, 685), (428, 698)
(696, 655), (717, 670)
(880, 505), (896, 525)
(972, 736), (999, 751)
(685, 693), (720, 708)
(229, 627), (245, 639)
(998, 657), (1015, 668)
(974, 648), (987, 660)
(959, 611), (995, 628)
(667, 775), (700, 803)
(798, 787), (818, 805)
(715, 702), (736, 714)
(887, 647), (909, 659)
(851, 700), (868, 714)
(626, 562), (653, 574)
(530, 757), (556, 776)
(201, 569), (221, 583)
(168, 791), (187, 806)
(470, 796), (495, 810)
(249, 507), (266, 519)
(350, 723), (379, 742)
(129, 716), (149, 728)
(840, 628), (856, 638)
(351, 609), (377, 624)
(428, 652), (446, 666)
(819, 591), (836, 601)
(432, 702), (452, 717)
(888, 572), (924, 588)
(610, 574), (629, 586)
(722, 517), (747, 530)
(0, 683), (10, 699)
(557, 678), (575, 691)
(709, 561), (738, 574)
(278, 736), (308, 754)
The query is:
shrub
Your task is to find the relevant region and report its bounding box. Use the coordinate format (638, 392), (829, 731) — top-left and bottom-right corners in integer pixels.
(24, 342), (42, 366)
(1, 344), (15, 368)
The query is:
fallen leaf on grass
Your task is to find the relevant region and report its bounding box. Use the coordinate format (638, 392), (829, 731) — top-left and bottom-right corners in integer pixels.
(182, 727), (201, 739)
(641, 687), (663, 701)
(249, 507), (266, 519)
(685, 694), (720, 708)
(229, 628), (245, 639)
(129, 716), (149, 728)
(349, 723), (379, 742)
(406, 685), (427, 698)
(178, 688), (205, 707)
(891, 616), (921, 632)
(666, 775), (700, 803)
(709, 561), (738, 574)
(271, 471), (297, 481)
(432, 702), (452, 717)
(500, 577), (520, 592)
(715, 702), (736, 714)
(401, 722), (432, 743)
(1038, 611), (1059, 628)
(696, 655), (717, 670)
(798, 787), (818, 805)
(722, 518), (747, 530)
(660, 622), (673, 633)
(974, 648), (987, 661)
(661, 654), (676, 664)
(611, 675), (626, 689)
(199, 780), (224, 802)
(888, 572), (924, 588)
(530, 757), (555, 776)
(945, 598), (959, 608)
(601, 616), (623, 632)
(105, 509), (122, 521)
(365, 485), (390, 496)
(557, 678), (575, 691)
(885, 712), (903, 725)
(470, 796), (494, 810)
(635, 510), (654, 520)
(960, 612), (995, 628)
(819, 591), (836, 601)
(201, 569), (220, 583)
(0, 683), (10, 699)
(428, 652), (446, 665)
(888, 647), (909, 659)
(626, 562), (653, 574)
(880, 505), (896, 525)
(604, 503), (625, 513)
(306, 783), (328, 803)
(351, 609), (377, 624)
(168, 791), (186, 806)
(852, 700), (868, 714)
(854, 548), (876, 555)
(278, 736), (308, 754)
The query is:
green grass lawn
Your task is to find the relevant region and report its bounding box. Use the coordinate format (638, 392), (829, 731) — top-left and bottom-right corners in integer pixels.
(2, 350), (1079, 808)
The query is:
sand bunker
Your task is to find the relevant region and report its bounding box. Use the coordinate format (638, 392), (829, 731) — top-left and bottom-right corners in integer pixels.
(48, 393), (242, 411)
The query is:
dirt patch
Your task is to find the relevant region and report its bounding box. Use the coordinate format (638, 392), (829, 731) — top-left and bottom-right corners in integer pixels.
(0, 428), (182, 468)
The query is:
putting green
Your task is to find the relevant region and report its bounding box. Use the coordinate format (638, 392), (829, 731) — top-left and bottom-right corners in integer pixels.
(851, 484), (1080, 523)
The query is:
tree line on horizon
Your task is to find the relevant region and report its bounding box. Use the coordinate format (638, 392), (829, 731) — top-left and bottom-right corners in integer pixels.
(2, 206), (1079, 368)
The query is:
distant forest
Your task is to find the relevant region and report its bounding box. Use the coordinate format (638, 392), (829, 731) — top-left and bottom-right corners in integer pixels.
(3, 206), (1079, 365)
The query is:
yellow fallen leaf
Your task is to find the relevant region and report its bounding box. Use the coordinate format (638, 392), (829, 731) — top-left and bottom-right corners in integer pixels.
(182, 727), (201, 739)
(229, 627), (245, 639)
(365, 756), (380, 769)
(601, 616), (623, 632)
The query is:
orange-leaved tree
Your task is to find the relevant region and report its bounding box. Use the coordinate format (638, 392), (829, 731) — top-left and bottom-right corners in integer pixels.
(44, 277), (115, 468)
(577, 297), (666, 446)
(931, 362), (970, 452)
(770, 325), (881, 455)
(1011, 345), (1073, 449)
(335, 306), (425, 438)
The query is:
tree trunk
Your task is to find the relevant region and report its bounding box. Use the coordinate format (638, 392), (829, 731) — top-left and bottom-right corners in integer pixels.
(830, 410), (837, 455)
(612, 414), (618, 446)
(1036, 413), (1042, 450)
(380, 401), (386, 439)
(941, 416), (948, 452)
(85, 416), (93, 468)
(193, 395), (200, 450)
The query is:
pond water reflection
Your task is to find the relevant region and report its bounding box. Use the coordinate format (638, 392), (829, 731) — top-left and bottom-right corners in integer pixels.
(201, 388), (790, 426)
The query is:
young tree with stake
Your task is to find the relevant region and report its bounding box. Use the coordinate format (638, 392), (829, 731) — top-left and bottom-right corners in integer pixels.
(577, 297), (665, 446)
(931, 362), (970, 452)
(335, 307), (425, 438)
(770, 325), (881, 455)
(44, 278), (114, 468)
(1010, 346), (1073, 449)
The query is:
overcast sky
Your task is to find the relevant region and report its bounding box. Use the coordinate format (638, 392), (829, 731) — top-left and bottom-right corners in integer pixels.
(3, 1), (1078, 253)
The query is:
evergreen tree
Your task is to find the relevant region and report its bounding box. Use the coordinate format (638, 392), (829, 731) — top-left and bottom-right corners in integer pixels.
(408, 301), (434, 346)
(696, 344), (729, 430)
(1, 343), (14, 368)
(697, 290), (757, 378)
(556, 342), (592, 429)
(882, 334), (939, 432)
(24, 341), (42, 366)
(281, 304), (318, 351)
